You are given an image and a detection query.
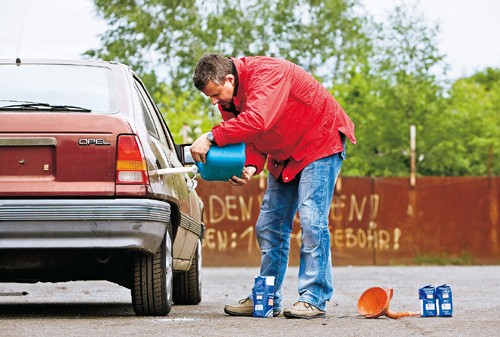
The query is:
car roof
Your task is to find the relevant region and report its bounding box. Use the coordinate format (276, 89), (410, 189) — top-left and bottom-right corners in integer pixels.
(0, 58), (129, 69)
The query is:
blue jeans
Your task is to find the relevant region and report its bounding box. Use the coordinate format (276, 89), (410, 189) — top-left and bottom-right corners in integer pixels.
(250, 152), (343, 312)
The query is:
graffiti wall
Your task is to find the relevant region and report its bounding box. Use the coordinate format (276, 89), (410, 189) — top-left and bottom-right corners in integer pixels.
(196, 176), (499, 266)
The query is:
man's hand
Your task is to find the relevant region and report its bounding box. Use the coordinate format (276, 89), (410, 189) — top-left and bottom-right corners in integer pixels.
(190, 133), (212, 163)
(229, 166), (257, 186)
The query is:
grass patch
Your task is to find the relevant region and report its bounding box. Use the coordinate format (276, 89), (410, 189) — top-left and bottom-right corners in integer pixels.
(413, 250), (475, 265)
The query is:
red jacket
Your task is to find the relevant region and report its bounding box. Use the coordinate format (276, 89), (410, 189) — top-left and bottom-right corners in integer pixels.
(211, 56), (356, 182)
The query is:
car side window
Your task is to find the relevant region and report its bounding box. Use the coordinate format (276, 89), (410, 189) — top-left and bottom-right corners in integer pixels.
(138, 94), (160, 139)
(152, 106), (176, 151)
(133, 77), (176, 150)
(134, 80), (169, 147)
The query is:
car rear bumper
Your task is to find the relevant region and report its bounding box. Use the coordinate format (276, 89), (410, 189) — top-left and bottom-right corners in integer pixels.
(0, 198), (170, 253)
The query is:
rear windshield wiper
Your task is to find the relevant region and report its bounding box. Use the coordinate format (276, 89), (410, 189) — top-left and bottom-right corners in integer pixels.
(0, 102), (92, 112)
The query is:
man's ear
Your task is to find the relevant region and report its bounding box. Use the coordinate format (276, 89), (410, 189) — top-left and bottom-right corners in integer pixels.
(225, 74), (235, 86)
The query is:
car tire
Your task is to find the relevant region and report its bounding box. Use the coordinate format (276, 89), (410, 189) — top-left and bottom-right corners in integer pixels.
(131, 225), (173, 316)
(173, 239), (202, 305)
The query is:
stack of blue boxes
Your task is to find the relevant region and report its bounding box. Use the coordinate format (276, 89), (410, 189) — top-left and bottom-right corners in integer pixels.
(419, 284), (453, 317)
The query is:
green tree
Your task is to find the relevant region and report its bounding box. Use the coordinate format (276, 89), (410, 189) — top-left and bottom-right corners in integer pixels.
(88, 0), (368, 90)
(86, 0), (370, 142)
(424, 68), (500, 175)
(87, 0), (497, 176)
(337, 2), (448, 176)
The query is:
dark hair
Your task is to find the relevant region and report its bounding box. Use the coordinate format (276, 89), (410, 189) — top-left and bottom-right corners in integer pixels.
(193, 53), (234, 91)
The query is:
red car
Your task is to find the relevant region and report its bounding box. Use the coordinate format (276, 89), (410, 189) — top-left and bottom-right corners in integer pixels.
(0, 58), (204, 316)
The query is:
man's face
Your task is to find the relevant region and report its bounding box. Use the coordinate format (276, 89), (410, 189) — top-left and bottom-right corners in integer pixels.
(201, 75), (235, 109)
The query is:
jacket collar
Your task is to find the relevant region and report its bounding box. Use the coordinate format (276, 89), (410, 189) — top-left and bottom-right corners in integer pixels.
(230, 57), (247, 114)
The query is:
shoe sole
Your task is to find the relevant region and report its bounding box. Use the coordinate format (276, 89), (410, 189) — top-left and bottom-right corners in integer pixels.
(283, 311), (326, 319)
(224, 308), (282, 317)
(224, 307), (253, 316)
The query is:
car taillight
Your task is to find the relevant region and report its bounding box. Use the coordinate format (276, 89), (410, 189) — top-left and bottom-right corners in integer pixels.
(116, 135), (150, 185)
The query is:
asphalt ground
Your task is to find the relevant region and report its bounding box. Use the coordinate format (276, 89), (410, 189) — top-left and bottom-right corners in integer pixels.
(201, 265), (500, 337)
(0, 266), (498, 336)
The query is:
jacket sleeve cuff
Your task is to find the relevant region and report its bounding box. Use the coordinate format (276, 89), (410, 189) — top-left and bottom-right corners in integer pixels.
(211, 126), (227, 146)
(245, 145), (266, 174)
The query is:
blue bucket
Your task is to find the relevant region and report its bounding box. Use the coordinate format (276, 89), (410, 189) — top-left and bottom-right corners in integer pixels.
(195, 143), (246, 181)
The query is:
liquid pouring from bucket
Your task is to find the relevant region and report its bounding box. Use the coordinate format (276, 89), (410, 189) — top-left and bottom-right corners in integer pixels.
(150, 143), (246, 189)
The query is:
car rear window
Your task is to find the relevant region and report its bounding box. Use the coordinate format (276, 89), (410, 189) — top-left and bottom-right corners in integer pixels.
(0, 64), (117, 113)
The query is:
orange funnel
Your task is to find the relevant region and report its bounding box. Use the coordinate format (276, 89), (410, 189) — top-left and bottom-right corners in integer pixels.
(357, 287), (420, 319)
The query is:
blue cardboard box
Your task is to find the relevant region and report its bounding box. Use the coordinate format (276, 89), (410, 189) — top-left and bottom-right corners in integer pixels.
(436, 284), (453, 317)
(419, 285), (437, 317)
(252, 276), (275, 318)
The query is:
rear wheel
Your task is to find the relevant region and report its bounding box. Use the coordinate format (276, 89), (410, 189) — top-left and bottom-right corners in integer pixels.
(131, 226), (173, 316)
(173, 239), (202, 305)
